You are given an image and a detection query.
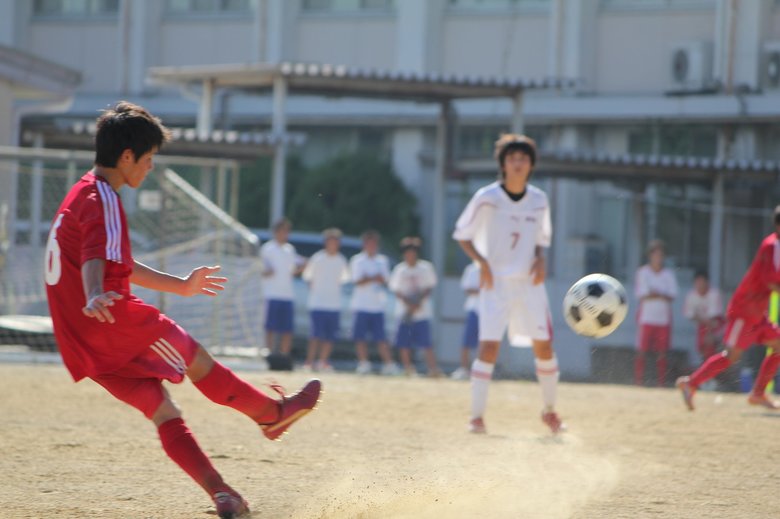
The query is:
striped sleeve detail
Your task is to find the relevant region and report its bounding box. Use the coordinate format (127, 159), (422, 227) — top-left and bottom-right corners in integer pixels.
(95, 181), (123, 262)
(150, 338), (187, 374)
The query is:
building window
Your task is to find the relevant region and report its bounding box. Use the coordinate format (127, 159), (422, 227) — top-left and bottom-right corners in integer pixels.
(33, 0), (120, 17)
(301, 0), (395, 12)
(448, 0), (550, 9)
(600, 0), (715, 10)
(166, 0), (254, 14)
(628, 125), (717, 157)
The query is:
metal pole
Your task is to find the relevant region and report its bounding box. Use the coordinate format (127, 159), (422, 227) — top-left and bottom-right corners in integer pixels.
(511, 91), (524, 134)
(708, 172), (725, 288)
(270, 75), (288, 224)
(230, 163), (240, 220)
(30, 134), (44, 247)
(432, 100), (450, 358)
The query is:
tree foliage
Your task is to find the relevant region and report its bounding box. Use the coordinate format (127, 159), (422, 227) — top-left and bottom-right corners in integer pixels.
(288, 152), (419, 252)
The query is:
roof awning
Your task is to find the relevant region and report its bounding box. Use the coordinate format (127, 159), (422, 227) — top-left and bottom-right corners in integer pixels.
(455, 151), (780, 183)
(148, 62), (577, 102)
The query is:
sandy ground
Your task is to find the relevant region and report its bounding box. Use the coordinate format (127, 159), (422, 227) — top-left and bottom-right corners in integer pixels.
(2, 363), (780, 519)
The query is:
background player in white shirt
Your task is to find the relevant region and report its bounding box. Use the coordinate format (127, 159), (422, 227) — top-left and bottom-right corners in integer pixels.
(302, 228), (350, 372)
(453, 134), (564, 435)
(260, 218), (305, 357)
(349, 230), (400, 375)
(683, 271), (725, 362)
(389, 237), (441, 377)
(634, 239), (678, 386)
(451, 262), (481, 380)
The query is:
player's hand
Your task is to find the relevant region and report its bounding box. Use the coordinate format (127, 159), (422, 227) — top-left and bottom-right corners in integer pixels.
(183, 265), (227, 297)
(479, 261), (494, 290)
(530, 256), (546, 285)
(82, 291), (123, 324)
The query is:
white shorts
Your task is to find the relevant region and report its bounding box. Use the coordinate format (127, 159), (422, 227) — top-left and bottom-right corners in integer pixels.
(478, 277), (552, 347)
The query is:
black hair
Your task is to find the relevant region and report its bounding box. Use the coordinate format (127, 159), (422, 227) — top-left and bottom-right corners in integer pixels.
(693, 270), (709, 280)
(94, 101), (171, 167)
(774, 205), (780, 225)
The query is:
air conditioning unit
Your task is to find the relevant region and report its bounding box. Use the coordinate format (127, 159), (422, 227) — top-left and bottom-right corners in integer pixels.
(762, 41), (780, 90)
(670, 41), (713, 90)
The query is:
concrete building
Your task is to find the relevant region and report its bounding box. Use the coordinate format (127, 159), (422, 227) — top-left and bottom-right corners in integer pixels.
(3, 0), (780, 376)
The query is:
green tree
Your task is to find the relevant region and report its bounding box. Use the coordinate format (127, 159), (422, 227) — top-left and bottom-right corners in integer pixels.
(287, 152), (419, 253)
(237, 156), (307, 229)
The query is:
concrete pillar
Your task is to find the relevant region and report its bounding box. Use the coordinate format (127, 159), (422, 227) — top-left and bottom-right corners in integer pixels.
(197, 79), (215, 140)
(708, 173), (725, 289)
(265, 0), (296, 62)
(395, 0), (445, 73)
(270, 75), (288, 224)
(511, 91), (524, 134)
(0, 1), (15, 46)
(0, 83), (16, 252)
(549, 0), (598, 88)
(714, 0), (771, 90)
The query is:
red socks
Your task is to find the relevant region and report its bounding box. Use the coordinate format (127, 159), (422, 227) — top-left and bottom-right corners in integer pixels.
(689, 353), (731, 388)
(158, 418), (227, 495)
(193, 361), (280, 424)
(753, 352), (780, 395)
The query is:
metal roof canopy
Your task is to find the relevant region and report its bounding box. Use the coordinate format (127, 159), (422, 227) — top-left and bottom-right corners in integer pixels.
(148, 61), (575, 102)
(147, 61), (575, 304)
(457, 152), (780, 183)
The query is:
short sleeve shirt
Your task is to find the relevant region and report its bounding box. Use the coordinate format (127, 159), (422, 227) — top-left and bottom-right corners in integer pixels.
(389, 259), (438, 321)
(260, 240), (298, 300)
(349, 251), (390, 312)
(302, 250), (349, 311)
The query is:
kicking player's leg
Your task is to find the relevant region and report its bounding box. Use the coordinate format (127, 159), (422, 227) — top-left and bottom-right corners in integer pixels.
(470, 340), (498, 433)
(189, 345), (322, 441)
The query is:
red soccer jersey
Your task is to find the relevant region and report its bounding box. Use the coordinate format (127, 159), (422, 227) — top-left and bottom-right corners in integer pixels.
(727, 232), (780, 320)
(44, 172), (169, 381)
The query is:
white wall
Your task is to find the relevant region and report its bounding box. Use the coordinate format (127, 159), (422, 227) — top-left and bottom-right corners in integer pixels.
(441, 14), (549, 78)
(295, 18), (396, 69)
(595, 10), (716, 93)
(159, 20), (255, 67)
(28, 22), (119, 93)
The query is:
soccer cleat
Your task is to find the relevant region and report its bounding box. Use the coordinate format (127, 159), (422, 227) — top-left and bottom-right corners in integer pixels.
(450, 367), (470, 380)
(468, 417), (487, 434)
(260, 379), (322, 441)
(541, 411), (566, 434)
(676, 376), (696, 411)
(748, 393), (780, 410)
(356, 361), (372, 375)
(316, 362), (335, 373)
(213, 491), (249, 519)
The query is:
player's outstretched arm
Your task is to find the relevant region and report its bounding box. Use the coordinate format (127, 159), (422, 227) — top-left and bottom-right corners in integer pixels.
(131, 260), (227, 297)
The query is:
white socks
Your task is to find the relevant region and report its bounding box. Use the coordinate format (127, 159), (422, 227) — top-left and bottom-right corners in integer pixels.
(535, 356), (559, 411)
(470, 359), (494, 419)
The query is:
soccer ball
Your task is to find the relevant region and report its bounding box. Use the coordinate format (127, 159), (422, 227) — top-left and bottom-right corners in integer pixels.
(562, 274), (628, 338)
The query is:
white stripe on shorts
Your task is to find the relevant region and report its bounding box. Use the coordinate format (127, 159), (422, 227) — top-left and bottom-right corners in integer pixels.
(151, 341), (186, 374)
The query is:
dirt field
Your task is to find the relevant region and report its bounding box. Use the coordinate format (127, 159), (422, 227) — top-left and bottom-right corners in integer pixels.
(2, 362), (779, 519)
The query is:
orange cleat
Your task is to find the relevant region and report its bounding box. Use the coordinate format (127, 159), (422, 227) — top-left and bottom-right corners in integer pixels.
(676, 376), (696, 411)
(260, 379), (322, 441)
(541, 411), (566, 434)
(748, 393), (780, 410)
(213, 491), (249, 519)
(468, 417), (487, 434)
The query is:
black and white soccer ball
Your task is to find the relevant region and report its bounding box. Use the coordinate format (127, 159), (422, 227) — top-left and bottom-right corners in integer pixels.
(562, 274), (628, 338)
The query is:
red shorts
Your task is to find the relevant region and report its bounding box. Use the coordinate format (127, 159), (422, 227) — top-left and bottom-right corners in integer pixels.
(92, 322), (199, 419)
(637, 324), (671, 353)
(723, 316), (780, 351)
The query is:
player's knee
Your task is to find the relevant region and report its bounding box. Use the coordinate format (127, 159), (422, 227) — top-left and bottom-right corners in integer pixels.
(152, 398), (182, 426)
(186, 344), (215, 383)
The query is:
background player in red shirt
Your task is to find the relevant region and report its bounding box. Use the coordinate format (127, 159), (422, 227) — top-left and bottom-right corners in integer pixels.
(44, 101), (321, 519)
(677, 206), (780, 411)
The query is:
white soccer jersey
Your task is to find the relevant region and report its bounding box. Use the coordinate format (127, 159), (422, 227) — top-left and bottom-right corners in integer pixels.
(303, 250), (349, 311)
(260, 239), (299, 300)
(452, 182), (551, 280)
(389, 259), (438, 321)
(349, 251), (391, 312)
(683, 287), (723, 322)
(460, 262), (481, 312)
(634, 265), (678, 326)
